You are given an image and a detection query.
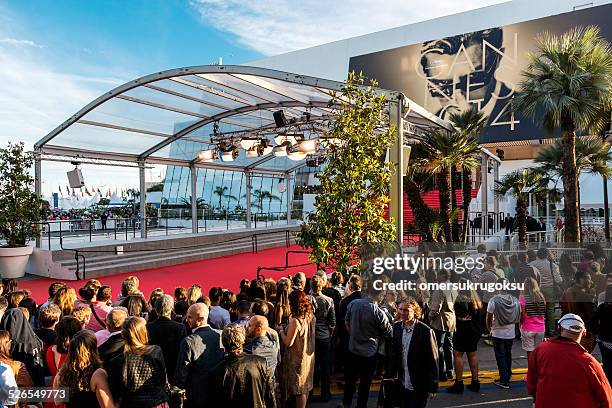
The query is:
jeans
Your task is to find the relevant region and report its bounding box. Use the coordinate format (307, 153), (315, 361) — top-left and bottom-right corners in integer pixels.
(541, 286), (556, 337)
(401, 387), (429, 408)
(492, 337), (513, 383)
(314, 337), (332, 396)
(434, 330), (453, 377)
(600, 343), (612, 385)
(343, 352), (377, 408)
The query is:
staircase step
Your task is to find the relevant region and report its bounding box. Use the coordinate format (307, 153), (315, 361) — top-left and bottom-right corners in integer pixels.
(56, 234), (292, 267)
(75, 239), (289, 279)
(60, 236), (290, 270)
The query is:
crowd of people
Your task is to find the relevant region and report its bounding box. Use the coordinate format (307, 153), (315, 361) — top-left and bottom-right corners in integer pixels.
(0, 243), (610, 407)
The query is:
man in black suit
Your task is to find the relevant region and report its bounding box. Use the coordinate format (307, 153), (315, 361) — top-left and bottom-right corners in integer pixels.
(175, 303), (225, 408)
(385, 298), (439, 408)
(98, 307), (128, 370)
(147, 294), (187, 383)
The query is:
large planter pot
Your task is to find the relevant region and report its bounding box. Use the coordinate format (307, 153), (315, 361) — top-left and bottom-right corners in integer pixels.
(0, 246), (33, 279)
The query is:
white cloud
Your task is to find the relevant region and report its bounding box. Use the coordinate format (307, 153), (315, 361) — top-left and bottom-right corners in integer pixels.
(190, 0), (507, 55)
(0, 44), (137, 195)
(0, 37), (42, 47)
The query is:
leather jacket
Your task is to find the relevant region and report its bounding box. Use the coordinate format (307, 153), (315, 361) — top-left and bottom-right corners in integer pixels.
(385, 320), (439, 394)
(209, 353), (277, 408)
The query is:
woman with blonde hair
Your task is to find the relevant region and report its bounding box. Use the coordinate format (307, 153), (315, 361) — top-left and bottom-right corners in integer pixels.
(52, 287), (75, 317)
(519, 277), (546, 359)
(55, 330), (116, 407)
(186, 284), (202, 306)
(108, 317), (169, 407)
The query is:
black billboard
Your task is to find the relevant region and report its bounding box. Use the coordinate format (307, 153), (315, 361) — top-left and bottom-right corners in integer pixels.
(349, 4), (612, 143)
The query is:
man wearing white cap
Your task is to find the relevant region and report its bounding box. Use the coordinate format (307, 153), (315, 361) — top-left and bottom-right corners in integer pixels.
(527, 313), (612, 407)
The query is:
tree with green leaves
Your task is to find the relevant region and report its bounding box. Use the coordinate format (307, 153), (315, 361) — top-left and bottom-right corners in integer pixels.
(0, 142), (42, 247)
(213, 186), (237, 210)
(298, 72), (396, 273)
(513, 26), (612, 243)
(417, 127), (480, 242)
(447, 109), (487, 242)
(179, 196), (209, 210)
(494, 169), (557, 244)
(536, 137), (612, 226)
(249, 189), (280, 212)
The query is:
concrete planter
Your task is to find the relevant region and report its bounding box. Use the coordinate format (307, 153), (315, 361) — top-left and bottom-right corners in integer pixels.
(0, 246), (33, 279)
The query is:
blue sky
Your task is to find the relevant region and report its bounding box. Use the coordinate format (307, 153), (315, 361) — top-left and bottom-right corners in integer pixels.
(4, 0), (262, 78)
(0, 0), (505, 196)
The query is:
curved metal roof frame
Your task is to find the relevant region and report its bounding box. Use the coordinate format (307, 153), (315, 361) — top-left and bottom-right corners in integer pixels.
(36, 65), (452, 174)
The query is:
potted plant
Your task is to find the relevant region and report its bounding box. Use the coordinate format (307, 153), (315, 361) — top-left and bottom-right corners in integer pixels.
(0, 142), (42, 278)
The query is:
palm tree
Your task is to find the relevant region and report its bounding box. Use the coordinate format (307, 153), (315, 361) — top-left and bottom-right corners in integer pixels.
(512, 26), (612, 243)
(212, 186), (237, 210)
(448, 109), (487, 242)
(494, 169), (557, 245)
(419, 129), (480, 242)
(536, 138), (612, 228)
(179, 196), (208, 209)
(249, 189), (281, 212)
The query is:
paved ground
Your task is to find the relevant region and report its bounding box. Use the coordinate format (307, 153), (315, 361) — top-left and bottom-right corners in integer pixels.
(308, 338), (604, 407)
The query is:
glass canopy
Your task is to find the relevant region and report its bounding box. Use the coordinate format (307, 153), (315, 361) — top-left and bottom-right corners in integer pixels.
(36, 65), (452, 174)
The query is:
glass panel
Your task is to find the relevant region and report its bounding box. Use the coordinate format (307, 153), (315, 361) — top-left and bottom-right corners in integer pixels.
(81, 97), (199, 135)
(52, 123), (164, 154)
(196, 74), (288, 104)
(234, 74), (331, 104)
(124, 86), (226, 118)
(150, 79), (248, 110)
(181, 75), (268, 106)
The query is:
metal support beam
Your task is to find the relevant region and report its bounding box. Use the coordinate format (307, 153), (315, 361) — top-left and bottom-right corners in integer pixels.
(190, 163), (198, 234)
(493, 160), (499, 230)
(286, 173), (292, 224)
(139, 162), (147, 238)
(481, 153), (489, 237)
(34, 154), (42, 248)
(245, 172), (252, 229)
(389, 97), (404, 244)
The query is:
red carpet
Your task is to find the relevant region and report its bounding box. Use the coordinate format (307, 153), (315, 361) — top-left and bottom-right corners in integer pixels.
(21, 245), (315, 304)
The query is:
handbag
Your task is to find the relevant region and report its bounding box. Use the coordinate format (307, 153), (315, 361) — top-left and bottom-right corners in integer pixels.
(165, 384), (187, 408)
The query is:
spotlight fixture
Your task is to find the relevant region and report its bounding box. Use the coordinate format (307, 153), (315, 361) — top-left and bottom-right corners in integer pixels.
(246, 140), (273, 158)
(273, 141), (292, 157)
(274, 134), (299, 145)
(240, 138), (259, 150)
(287, 151), (307, 161)
(245, 148), (259, 158)
(196, 149), (217, 162)
(220, 146), (239, 162)
(297, 138), (318, 154)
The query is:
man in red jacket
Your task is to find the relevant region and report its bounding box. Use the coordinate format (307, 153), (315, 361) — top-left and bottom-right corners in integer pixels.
(527, 313), (612, 407)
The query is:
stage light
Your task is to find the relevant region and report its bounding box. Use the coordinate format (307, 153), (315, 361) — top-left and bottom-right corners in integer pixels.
(240, 138), (259, 150)
(197, 149), (217, 162)
(298, 138), (318, 153)
(274, 134), (299, 145)
(220, 147), (238, 162)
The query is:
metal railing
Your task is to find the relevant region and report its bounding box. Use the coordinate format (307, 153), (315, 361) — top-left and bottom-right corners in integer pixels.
(36, 212), (298, 248)
(62, 228), (298, 280)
